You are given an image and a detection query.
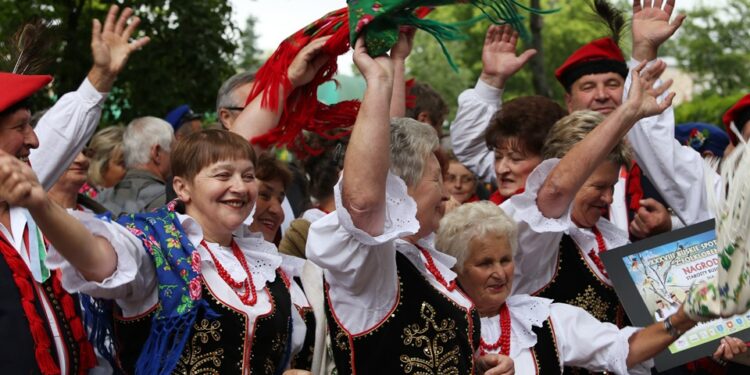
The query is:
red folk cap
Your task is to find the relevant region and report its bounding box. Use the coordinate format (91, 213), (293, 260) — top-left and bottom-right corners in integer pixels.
(722, 94), (750, 145)
(0, 72), (52, 113)
(555, 37), (627, 90)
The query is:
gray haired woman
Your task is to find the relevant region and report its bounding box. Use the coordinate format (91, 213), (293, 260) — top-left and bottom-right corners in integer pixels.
(307, 36), (510, 374)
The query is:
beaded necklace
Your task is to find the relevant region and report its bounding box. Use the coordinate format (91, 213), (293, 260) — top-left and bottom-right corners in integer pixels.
(415, 243), (456, 291)
(588, 225), (609, 278)
(201, 239), (258, 306)
(479, 304), (511, 356)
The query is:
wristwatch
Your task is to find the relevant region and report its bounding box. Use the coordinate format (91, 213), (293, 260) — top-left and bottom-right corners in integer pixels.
(664, 314), (682, 338)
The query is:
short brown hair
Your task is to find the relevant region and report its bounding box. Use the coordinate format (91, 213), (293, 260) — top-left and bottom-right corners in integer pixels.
(484, 96), (567, 156)
(171, 129), (256, 182)
(405, 82), (448, 127)
(542, 110), (632, 167)
(255, 152), (292, 189)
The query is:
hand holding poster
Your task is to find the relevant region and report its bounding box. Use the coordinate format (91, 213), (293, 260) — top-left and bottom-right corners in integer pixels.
(602, 220), (750, 371)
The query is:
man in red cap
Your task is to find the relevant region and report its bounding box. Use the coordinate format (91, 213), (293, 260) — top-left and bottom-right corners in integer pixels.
(0, 5), (148, 374)
(452, 2), (688, 237)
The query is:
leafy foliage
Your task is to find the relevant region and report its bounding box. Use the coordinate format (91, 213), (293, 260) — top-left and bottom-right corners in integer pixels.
(0, 0), (245, 125)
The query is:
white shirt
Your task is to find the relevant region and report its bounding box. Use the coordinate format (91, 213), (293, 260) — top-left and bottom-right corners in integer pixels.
(45, 211), (309, 366)
(0, 78), (106, 375)
(501, 159), (630, 295)
(306, 172), (473, 335)
(481, 294), (651, 374)
(450, 78), (503, 184)
(623, 58), (722, 226)
(450, 79), (630, 232)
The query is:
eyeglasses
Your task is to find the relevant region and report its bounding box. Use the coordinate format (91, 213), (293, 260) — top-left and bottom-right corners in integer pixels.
(444, 175), (476, 184)
(223, 106), (245, 112)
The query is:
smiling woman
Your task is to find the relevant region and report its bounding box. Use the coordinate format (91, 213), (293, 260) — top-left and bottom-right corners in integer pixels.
(436, 201), (699, 374)
(7, 129), (315, 374)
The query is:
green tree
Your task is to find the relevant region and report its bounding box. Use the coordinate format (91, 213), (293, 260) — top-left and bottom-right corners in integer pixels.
(406, 0), (633, 116)
(0, 0), (240, 124)
(237, 15), (262, 71)
(664, 0), (750, 97)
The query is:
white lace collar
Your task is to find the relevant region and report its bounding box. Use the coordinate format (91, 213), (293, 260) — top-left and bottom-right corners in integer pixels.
(396, 235), (458, 283)
(177, 213), (282, 291)
(480, 294), (553, 358)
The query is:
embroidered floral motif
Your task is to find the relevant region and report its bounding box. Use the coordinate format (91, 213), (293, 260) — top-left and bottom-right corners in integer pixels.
(399, 302), (460, 374)
(174, 318), (223, 374)
(566, 286), (611, 322)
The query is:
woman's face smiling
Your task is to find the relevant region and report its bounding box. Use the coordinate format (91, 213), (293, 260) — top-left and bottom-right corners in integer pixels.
(457, 232), (514, 317)
(176, 158), (258, 244)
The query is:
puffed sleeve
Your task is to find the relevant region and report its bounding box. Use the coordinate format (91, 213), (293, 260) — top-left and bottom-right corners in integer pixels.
(31, 78), (107, 190)
(623, 58), (722, 225)
(306, 171), (420, 334)
(45, 210), (158, 315)
(450, 79), (503, 183)
(550, 303), (652, 375)
(501, 159), (574, 295)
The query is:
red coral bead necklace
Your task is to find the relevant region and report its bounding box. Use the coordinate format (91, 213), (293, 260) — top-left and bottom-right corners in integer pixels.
(479, 304), (511, 356)
(201, 239), (258, 306)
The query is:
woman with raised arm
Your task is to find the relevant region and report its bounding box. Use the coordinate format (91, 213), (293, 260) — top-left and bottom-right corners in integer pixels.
(502, 61), (673, 330)
(0, 129), (314, 374)
(305, 34), (512, 374)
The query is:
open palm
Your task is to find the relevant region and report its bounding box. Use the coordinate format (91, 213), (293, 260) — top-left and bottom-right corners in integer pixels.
(481, 25), (536, 87)
(632, 0), (685, 54)
(91, 6), (150, 76)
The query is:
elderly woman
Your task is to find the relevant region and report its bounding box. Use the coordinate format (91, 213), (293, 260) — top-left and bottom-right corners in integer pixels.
(307, 36), (510, 374)
(0, 129), (313, 374)
(83, 126), (126, 196)
(495, 61), (675, 330)
(437, 201), (746, 374)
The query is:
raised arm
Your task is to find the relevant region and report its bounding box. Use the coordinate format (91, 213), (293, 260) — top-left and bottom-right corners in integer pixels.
(341, 37), (395, 236)
(31, 5), (149, 189)
(450, 25), (535, 183)
(0, 151), (117, 282)
(231, 36), (331, 153)
(389, 28), (415, 118)
(627, 0), (717, 225)
(537, 61), (674, 218)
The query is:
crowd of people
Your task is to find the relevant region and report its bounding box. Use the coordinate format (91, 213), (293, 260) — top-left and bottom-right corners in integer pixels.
(1, 1), (750, 374)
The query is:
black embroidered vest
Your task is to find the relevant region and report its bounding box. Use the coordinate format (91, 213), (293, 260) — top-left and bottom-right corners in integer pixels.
(326, 251), (481, 375)
(114, 271), (292, 374)
(291, 305), (314, 370)
(533, 235), (628, 375)
(534, 234), (627, 327)
(530, 319), (563, 374)
(0, 251), (85, 374)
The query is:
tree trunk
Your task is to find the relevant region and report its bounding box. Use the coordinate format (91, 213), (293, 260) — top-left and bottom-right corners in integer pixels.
(528, 0), (553, 98)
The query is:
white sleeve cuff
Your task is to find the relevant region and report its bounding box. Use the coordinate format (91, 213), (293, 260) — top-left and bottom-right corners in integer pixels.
(46, 210), (153, 300)
(474, 78), (504, 103)
(333, 172), (420, 246)
(503, 158), (573, 234)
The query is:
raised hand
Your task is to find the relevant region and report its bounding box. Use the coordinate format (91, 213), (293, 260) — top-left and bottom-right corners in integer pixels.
(88, 5), (150, 92)
(480, 25), (537, 89)
(623, 60), (675, 120)
(390, 27), (416, 61)
(353, 37), (394, 86)
(0, 150), (46, 210)
(287, 36), (332, 89)
(632, 0), (686, 62)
